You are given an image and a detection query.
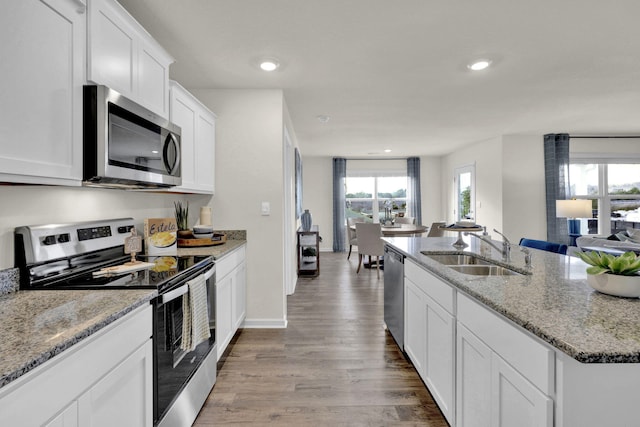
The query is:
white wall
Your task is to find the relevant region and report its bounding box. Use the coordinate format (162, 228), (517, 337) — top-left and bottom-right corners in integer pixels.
(301, 156), (333, 251)
(0, 186), (207, 270)
(502, 134), (546, 242)
(420, 155), (444, 227)
(442, 136), (504, 235)
(191, 88), (287, 328)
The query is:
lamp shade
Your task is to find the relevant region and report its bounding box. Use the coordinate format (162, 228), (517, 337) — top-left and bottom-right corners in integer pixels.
(556, 199), (592, 218)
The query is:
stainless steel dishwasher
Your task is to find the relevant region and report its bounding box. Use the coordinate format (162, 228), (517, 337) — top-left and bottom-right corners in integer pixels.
(383, 245), (405, 349)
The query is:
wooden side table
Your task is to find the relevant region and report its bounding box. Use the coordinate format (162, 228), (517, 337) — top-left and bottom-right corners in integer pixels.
(297, 225), (320, 277)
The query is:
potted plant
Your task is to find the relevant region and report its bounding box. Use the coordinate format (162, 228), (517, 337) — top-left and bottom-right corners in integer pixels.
(577, 250), (640, 297)
(174, 201), (191, 237)
(302, 247), (317, 263)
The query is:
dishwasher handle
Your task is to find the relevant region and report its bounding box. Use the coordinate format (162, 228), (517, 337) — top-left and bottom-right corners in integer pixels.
(384, 246), (404, 263)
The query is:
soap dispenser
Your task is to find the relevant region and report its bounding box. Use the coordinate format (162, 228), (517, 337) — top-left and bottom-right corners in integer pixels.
(480, 226), (491, 257)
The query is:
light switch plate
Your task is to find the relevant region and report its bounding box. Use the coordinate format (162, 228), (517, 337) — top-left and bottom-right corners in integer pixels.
(261, 201), (270, 216)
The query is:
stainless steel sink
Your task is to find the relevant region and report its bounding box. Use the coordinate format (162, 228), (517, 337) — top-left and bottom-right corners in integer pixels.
(447, 264), (522, 276)
(421, 252), (525, 276)
(422, 253), (494, 266)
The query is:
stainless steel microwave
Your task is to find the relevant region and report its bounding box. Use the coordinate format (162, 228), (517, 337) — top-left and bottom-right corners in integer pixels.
(83, 85), (181, 188)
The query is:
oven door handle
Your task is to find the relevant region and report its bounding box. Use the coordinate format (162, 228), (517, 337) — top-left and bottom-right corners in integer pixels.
(204, 266), (215, 281)
(160, 283), (189, 305)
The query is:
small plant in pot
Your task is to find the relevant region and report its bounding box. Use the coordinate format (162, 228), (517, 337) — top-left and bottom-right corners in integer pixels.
(174, 201), (191, 238)
(302, 247), (317, 263)
(577, 251), (640, 298)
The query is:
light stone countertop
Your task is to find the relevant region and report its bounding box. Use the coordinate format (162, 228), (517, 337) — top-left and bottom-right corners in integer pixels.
(0, 289), (156, 388)
(177, 239), (246, 259)
(385, 235), (640, 363)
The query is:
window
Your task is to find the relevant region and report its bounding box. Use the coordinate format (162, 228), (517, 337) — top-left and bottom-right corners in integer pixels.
(345, 175), (407, 222)
(570, 162), (640, 235)
(455, 165), (475, 222)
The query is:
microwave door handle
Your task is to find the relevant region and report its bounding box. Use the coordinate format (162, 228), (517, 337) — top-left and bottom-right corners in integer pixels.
(163, 134), (180, 175)
(160, 283), (189, 305)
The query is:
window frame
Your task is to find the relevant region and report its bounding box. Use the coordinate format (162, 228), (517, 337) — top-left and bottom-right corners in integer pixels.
(570, 156), (640, 235)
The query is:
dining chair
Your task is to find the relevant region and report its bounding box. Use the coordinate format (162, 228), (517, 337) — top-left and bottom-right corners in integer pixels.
(426, 221), (447, 237)
(355, 222), (385, 278)
(519, 238), (568, 255)
(346, 217), (364, 260)
(394, 216), (415, 224)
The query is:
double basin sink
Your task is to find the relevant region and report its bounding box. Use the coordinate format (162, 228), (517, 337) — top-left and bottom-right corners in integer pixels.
(422, 253), (526, 277)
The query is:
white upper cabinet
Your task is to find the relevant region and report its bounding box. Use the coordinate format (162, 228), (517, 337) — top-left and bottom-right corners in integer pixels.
(0, 0), (85, 186)
(169, 81), (216, 194)
(87, 0), (173, 118)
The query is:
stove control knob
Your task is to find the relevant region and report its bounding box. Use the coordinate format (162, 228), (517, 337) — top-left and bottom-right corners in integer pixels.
(57, 233), (70, 243)
(42, 235), (57, 245)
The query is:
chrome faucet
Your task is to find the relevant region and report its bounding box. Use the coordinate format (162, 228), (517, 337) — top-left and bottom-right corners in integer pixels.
(465, 228), (511, 262)
(521, 247), (532, 269)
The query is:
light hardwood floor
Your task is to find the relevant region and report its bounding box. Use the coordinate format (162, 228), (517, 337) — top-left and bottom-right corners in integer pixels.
(194, 252), (449, 426)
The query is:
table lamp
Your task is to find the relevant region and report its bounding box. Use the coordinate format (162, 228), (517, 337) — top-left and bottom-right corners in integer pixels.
(556, 199), (592, 246)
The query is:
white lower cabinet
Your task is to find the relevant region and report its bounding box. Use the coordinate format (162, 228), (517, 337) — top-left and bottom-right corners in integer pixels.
(404, 259), (455, 425)
(0, 304), (153, 426)
(216, 245), (247, 360)
(456, 293), (553, 427)
(456, 324), (491, 427)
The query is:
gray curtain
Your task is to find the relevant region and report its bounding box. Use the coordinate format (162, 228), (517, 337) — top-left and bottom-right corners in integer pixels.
(544, 133), (570, 244)
(333, 158), (347, 252)
(407, 157), (422, 225)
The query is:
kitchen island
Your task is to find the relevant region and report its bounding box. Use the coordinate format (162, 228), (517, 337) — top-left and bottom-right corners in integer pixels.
(385, 235), (640, 427)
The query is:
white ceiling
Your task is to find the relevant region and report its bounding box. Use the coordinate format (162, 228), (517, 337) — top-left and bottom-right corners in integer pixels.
(118, 0), (640, 158)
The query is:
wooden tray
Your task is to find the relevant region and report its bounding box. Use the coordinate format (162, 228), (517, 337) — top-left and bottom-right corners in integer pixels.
(178, 233), (226, 247)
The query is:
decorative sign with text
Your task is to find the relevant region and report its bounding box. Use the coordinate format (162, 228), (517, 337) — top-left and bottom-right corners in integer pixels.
(144, 218), (178, 255)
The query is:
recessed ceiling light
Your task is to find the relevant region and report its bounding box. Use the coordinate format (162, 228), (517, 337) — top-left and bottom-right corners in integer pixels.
(259, 59), (280, 71)
(317, 115), (330, 123)
(468, 59), (491, 71)
(384, 149), (392, 153)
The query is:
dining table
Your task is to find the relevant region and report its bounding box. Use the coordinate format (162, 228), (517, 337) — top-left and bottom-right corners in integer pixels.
(349, 223), (428, 236)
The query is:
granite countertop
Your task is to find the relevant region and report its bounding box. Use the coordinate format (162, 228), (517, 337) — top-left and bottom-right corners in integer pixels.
(385, 236), (640, 363)
(177, 239), (246, 259)
(0, 289), (156, 389)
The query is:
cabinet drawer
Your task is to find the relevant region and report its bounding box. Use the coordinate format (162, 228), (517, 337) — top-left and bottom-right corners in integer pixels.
(405, 259), (455, 314)
(457, 293), (554, 395)
(217, 245), (246, 279)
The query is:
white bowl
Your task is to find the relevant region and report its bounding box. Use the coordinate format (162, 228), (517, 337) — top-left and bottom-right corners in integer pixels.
(587, 273), (640, 298)
(193, 232), (213, 240)
(193, 226), (213, 234)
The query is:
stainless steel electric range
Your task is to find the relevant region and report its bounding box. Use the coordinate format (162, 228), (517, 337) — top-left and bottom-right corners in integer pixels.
(14, 218), (217, 427)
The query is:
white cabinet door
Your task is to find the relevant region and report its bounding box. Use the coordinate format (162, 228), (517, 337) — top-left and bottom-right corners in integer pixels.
(169, 81), (216, 194)
(88, 0), (172, 117)
(404, 278), (426, 376)
(78, 340), (153, 427)
(491, 355), (553, 427)
(457, 323), (492, 427)
(45, 402), (79, 427)
(195, 110), (216, 193)
(424, 293), (455, 425)
(216, 272), (234, 360)
(233, 261), (247, 330)
(0, 0), (84, 185)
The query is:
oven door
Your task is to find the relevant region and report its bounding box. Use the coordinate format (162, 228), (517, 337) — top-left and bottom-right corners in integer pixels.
(154, 264), (216, 424)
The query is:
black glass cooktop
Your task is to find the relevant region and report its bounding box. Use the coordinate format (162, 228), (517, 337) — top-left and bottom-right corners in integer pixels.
(26, 254), (212, 292)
